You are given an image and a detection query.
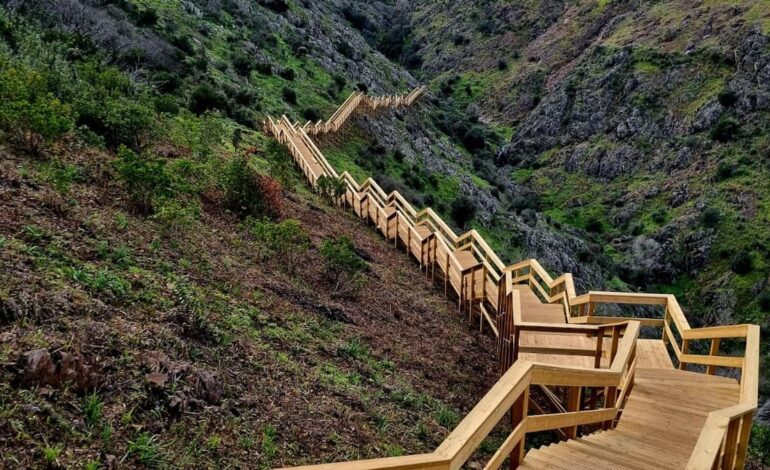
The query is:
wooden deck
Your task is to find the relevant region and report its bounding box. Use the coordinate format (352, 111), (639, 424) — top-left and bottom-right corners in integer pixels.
(265, 89), (760, 470)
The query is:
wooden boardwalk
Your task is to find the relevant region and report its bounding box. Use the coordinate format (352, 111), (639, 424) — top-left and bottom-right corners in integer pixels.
(265, 90), (760, 470)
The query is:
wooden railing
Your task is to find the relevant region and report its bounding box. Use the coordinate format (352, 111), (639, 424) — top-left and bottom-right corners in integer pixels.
(294, 87), (427, 136)
(265, 89), (760, 470)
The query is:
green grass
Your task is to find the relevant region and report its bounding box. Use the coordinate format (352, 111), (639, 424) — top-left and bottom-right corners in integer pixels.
(42, 445), (62, 467)
(83, 392), (103, 427)
(126, 432), (164, 468)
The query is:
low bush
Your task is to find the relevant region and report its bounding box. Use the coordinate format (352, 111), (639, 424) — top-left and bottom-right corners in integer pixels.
(730, 250), (753, 275)
(223, 156), (283, 219)
(232, 52), (255, 77)
(302, 107), (321, 122)
(320, 236), (367, 296)
(461, 125), (486, 152)
(279, 68), (296, 81)
(750, 423), (770, 465)
(450, 196), (476, 229)
(259, 0), (290, 14)
(152, 197), (200, 235)
(282, 87), (297, 104)
(701, 207), (721, 228)
(250, 219), (310, 272)
(115, 146), (173, 214)
(0, 60), (74, 142)
(651, 208), (667, 225)
(317, 175), (348, 203)
(758, 289), (770, 313)
(715, 160), (739, 181)
(717, 89), (738, 108)
(190, 83), (231, 115)
(711, 117), (739, 143)
(585, 217), (604, 233)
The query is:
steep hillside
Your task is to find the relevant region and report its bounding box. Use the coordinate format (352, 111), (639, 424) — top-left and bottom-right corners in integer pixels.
(0, 113), (499, 467)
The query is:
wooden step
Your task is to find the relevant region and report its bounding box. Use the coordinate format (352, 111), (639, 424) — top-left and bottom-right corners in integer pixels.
(519, 366), (743, 469)
(635, 339), (674, 369)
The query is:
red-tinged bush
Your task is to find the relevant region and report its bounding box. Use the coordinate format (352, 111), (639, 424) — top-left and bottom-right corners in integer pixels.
(222, 156), (283, 219)
(256, 174), (283, 219)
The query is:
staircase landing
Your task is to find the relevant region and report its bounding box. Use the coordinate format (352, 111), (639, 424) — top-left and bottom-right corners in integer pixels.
(519, 368), (740, 469)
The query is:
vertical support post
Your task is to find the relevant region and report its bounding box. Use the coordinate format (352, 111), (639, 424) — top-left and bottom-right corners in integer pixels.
(734, 412), (754, 470)
(468, 268), (476, 321)
(603, 386), (617, 430)
(680, 339), (690, 371)
(565, 386), (582, 439)
(594, 327), (605, 369)
(509, 387), (529, 470)
(609, 326), (621, 364)
(722, 417), (741, 469)
(706, 338), (720, 375)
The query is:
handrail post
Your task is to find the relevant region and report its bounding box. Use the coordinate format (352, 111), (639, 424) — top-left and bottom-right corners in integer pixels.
(565, 386), (581, 439)
(509, 387), (529, 470)
(594, 327), (605, 369)
(706, 338), (720, 375)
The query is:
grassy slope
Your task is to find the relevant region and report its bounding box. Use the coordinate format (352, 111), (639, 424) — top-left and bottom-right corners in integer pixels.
(0, 141), (500, 468)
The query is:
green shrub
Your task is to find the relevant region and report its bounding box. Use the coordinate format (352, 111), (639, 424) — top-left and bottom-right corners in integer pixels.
(73, 63), (156, 148)
(154, 95), (179, 115)
(651, 208), (667, 225)
(282, 87), (297, 104)
(450, 196), (476, 229)
(266, 140), (296, 188)
(190, 83), (230, 115)
(730, 250), (753, 275)
(302, 107), (321, 122)
(279, 68), (296, 81)
(749, 423), (770, 465)
(715, 161), (738, 181)
(717, 89), (738, 107)
(320, 236), (367, 296)
(114, 146), (172, 214)
(758, 289), (770, 313)
(250, 219), (310, 272)
(701, 207), (721, 228)
(0, 60), (74, 140)
(585, 217), (604, 233)
(711, 117), (739, 142)
(223, 157), (283, 219)
(316, 175), (348, 203)
(152, 197), (200, 235)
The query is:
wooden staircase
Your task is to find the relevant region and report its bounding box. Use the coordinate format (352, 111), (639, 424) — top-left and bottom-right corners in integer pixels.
(521, 368), (742, 470)
(264, 90), (760, 470)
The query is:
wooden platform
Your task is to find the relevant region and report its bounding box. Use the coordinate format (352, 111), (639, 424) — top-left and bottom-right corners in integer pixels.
(514, 286), (610, 368)
(519, 369), (740, 469)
